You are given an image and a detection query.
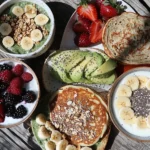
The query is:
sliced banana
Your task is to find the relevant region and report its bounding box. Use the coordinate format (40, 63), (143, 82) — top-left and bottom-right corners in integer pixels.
(38, 126), (51, 140)
(124, 76), (139, 91)
(36, 113), (47, 125)
(20, 37), (33, 51)
(119, 107), (135, 125)
(136, 116), (148, 129)
(80, 147), (92, 150)
(66, 145), (77, 150)
(116, 84), (132, 97)
(50, 130), (62, 143)
(25, 4), (37, 18)
(146, 115), (150, 128)
(56, 139), (68, 150)
(12, 6), (24, 17)
(146, 79), (150, 90)
(45, 121), (55, 131)
(2, 36), (14, 48)
(44, 141), (56, 150)
(0, 23), (12, 36)
(138, 76), (148, 88)
(34, 14), (49, 26)
(115, 97), (131, 110)
(31, 29), (43, 42)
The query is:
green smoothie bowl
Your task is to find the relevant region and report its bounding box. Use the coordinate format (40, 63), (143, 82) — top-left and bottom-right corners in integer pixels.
(0, 0), (55, 59)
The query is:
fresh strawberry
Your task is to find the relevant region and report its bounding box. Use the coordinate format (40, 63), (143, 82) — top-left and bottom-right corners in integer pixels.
(77, 0), (98, 22)
(0, 70), (13, 83)
(96, 0), (104, 6)
(12, 64), (24, 76)
(89, 20), (104, 43)
(10, 77), (23, 88)
(21, 72), (33, 82)
(7, 86), (22, 95)
(73, 16), (91, 33)
(100, 4), (118, 18)
(0, 99), (5, 123)
(74, 32), (91, 47)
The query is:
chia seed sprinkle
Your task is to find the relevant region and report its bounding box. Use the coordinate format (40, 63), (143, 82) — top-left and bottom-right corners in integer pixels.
(130, 88), (150, 117)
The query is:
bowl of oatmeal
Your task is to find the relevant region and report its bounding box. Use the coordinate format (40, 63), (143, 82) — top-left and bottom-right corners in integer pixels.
(0, 0), (55, 59)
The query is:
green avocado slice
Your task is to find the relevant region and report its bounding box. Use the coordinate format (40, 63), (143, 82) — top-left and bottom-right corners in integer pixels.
(90, 73), (116, 84)
(69, 53), (93, 82)
(85, 52), (104, 78)
(91, 59), (117, 77)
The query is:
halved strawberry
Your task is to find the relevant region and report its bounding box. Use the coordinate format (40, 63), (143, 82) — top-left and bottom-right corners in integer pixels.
(77, 0), (98, 22)
(89, 20), (104, 43)
(74, 32), (91, 47)
(0, 99), (5, 123)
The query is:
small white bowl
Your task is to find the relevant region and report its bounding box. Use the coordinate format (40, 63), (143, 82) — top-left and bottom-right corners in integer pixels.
(0, 0), (55, 59)
(0, 58), (40, 128)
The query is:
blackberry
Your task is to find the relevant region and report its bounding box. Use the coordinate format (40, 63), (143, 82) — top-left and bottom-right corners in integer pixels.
(0, 82), (8, 92)
(0, 64), (12, 71)
(13, 105), (27, 118)
(22, 91), (36, 103)
(4, 93), (21, 105)
(5, 104), (16, 117)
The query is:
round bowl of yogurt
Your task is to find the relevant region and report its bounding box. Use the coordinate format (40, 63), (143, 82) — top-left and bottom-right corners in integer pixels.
(0, 0), (55, 59)
(109, 67), (150, 141)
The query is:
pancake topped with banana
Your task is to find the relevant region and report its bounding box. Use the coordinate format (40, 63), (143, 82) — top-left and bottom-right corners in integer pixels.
(50, 85), (109, 146)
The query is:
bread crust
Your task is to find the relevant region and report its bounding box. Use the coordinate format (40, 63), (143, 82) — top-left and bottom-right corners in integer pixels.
(102, 12), (150, 65)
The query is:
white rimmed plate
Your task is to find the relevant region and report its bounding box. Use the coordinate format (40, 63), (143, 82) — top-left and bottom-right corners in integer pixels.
(42, 48), (115, 93)
(0, 58), (40, 128)
(60, 0), (135, 49)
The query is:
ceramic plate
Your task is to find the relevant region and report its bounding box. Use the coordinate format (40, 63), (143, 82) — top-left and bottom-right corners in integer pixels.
(109, 67), (150, 141)
(42, 48), (114, 93)
(60, 0), (135, 49)
(0, 58), (40, 128)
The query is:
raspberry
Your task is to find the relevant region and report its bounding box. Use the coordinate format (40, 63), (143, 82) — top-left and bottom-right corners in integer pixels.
(0, 64), (12, 71)
(7, 86), (22, 96)
(13, 105), (27, 118)
(22, 91), (36, 103)
(0, 70), (13, 83)
(12, 64), (24, 76)
(10, 77), (23, 88)
(21, 72), (33, 82)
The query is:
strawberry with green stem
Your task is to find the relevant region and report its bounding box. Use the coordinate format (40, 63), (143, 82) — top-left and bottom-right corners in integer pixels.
(77, 0), (98, 22)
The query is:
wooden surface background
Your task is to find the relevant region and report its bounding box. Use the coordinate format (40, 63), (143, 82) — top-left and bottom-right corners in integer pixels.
(0, 0), (150, 150)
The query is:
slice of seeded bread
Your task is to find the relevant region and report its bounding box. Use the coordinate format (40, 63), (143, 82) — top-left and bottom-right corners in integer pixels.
(102, 12), (150, 65)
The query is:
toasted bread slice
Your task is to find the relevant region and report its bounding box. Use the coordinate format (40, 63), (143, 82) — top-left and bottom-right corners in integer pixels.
(102, 12), (150, 65)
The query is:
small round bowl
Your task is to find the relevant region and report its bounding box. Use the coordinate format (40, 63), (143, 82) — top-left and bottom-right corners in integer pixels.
(0, 0), (55, 59)
(0, 58), (40, 128)
(108, 67), (150, 142)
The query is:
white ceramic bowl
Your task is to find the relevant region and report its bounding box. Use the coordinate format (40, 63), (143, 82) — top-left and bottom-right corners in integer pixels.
(0, 0), (55, 59)
(0, 58), (40, 128)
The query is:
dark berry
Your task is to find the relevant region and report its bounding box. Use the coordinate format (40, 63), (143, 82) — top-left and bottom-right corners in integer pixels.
(0, 82), (8, 92)
(13, 105), (27, 118)
(0, 64), (12, 71)
(5, 104), (16, 117)
(4, 93), (21, 105)
(22, 91), (36, 103)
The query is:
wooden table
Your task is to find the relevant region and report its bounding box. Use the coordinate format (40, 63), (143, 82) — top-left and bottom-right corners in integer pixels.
(0, 0), (150, 150)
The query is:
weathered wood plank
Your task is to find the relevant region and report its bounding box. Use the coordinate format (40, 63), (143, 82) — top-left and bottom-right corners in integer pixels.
(143, 0), (150, 7)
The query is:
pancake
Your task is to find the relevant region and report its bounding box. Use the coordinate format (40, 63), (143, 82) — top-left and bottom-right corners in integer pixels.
(49, 85), (109, 146)
(102, 12), (150, 65)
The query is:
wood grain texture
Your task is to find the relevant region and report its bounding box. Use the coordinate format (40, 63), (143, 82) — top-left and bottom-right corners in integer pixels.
(0, 0), (149, 150)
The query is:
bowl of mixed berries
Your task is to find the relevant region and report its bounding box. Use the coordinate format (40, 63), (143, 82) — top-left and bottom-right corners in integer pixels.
(0, 58), (40, 128)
